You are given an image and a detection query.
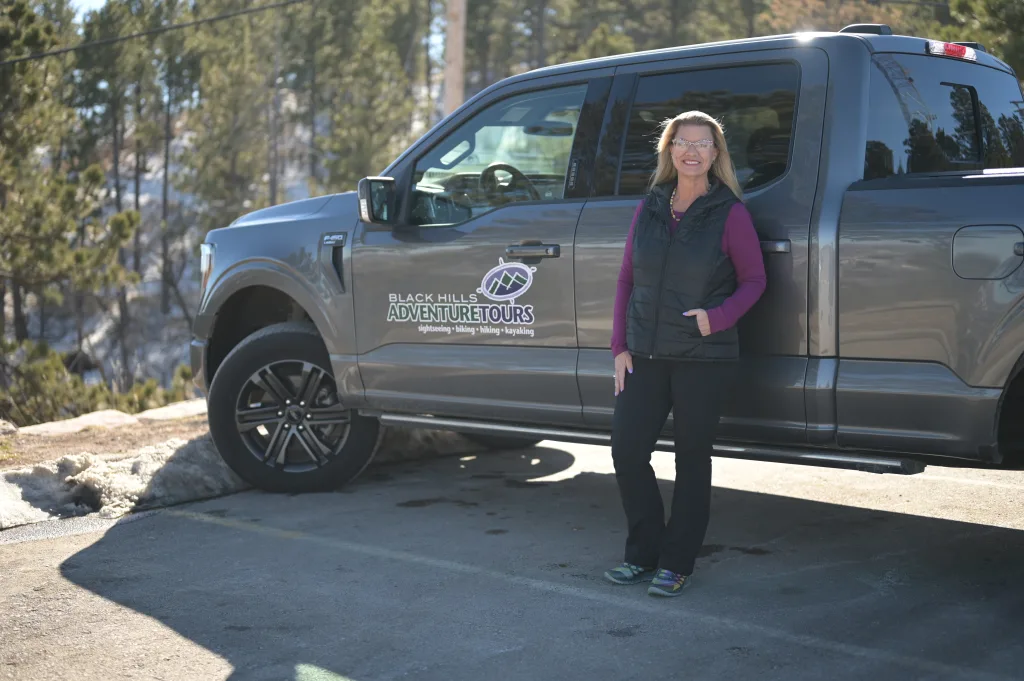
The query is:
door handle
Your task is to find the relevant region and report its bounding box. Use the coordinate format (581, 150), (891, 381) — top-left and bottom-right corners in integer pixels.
(1015, 241), (1023, 257)
(760, 239), (791, 254)
(505, 243), (560, 259)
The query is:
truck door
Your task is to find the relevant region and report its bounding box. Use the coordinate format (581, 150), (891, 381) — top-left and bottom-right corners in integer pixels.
(574, 49), (828, 445)
(351, 74), (611, 428)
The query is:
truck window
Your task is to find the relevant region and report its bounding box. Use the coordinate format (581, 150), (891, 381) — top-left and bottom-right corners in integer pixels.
(409, 83), (588, 227)
(617, 63), (800, 196)
(864, 53), (1024, 179)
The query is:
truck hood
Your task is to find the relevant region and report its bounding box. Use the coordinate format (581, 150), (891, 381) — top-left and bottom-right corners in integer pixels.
(226, 191), (357, 228)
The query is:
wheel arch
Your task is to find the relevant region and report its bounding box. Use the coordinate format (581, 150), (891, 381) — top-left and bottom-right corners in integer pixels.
(996, 349), (1024, 467)
(203, 263), (338, 386)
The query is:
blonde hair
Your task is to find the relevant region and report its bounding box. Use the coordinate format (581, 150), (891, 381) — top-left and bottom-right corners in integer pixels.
(648, 111), (743, 199)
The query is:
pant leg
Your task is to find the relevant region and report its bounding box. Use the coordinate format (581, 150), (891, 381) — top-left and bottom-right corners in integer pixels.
(659, 360), (738, 575)
(610, 355), (674, 568)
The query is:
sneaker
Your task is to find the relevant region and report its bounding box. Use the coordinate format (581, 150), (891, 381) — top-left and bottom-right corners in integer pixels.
(647, 569), (690, 597)
(603, 562), (655, 585)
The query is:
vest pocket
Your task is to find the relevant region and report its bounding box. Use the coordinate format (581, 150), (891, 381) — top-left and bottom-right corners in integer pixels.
(678, 314), (701, 337)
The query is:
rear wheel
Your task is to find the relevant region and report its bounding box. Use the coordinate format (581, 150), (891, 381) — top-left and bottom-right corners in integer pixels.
(207, 322), (381, 493)
(462, 433), (543, 451)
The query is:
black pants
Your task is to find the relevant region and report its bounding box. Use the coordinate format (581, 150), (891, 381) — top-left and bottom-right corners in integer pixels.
(610, 355), (737, 576)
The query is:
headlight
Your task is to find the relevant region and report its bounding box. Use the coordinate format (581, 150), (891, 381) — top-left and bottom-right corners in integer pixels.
(200, 243), (215, 296)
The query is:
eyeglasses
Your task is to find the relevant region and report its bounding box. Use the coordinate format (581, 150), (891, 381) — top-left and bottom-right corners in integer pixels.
(671, 138), (715, 151)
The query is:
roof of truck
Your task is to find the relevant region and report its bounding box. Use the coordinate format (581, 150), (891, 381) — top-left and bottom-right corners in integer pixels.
(509, 27), (1016, 82)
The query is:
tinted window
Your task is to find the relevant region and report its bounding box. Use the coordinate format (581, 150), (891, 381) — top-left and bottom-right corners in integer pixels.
(865, 53), (1024, 179)
(409, 84), (587, 226)
(618, 63), (800, 196)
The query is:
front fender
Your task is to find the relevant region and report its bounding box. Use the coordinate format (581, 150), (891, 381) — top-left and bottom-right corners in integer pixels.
(200, 257), (342, 356)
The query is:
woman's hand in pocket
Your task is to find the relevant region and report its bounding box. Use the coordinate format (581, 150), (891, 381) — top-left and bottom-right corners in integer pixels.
(683, 308), (711, 336)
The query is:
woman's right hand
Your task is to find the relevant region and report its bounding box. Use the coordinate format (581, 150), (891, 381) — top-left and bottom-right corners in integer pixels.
(614, 351), (633, 396)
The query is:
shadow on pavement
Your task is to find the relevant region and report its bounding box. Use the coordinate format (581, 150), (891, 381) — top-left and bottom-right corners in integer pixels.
(58, 444), (1024, 680)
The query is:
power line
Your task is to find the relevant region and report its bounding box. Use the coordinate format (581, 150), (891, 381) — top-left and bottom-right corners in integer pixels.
(0, 0), (309, 68)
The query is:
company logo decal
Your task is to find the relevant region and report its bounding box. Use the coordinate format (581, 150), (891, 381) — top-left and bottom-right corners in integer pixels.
(386, 258), (537, 338)
(478, 259), (534, 302)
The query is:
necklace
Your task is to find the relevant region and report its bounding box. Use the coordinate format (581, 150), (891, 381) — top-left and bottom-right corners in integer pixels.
(670, 182), (710, 218)
(670, 187), (681, 219)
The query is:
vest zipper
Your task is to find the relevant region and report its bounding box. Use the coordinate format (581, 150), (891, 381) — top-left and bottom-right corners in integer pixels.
(649, 208), (674, 359)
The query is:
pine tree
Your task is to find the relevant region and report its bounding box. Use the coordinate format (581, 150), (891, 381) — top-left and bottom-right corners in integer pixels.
(125, 0), (162, 274)
(319, 2), (419, 193)
(0, 1), (136, 355)
(0, 0), (58, 341)
(948, 0), (1024, 81)
(153, 0), (199, 315)
(76, 2), (139, 389)
(177, 0), (276, 235)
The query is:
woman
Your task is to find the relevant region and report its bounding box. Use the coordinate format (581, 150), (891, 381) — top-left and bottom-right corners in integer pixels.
(604, 111), (766, 597)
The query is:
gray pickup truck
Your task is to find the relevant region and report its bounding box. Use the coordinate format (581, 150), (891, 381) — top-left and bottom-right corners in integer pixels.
(190, 23), (1024, 493)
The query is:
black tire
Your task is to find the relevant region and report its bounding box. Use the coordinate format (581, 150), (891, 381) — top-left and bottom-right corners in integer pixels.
(207, 321), (381, 493)
(462, 432), (543, 451)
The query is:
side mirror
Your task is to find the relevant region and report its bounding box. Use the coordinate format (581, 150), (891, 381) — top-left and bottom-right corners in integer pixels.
(357, 176), (396, 224)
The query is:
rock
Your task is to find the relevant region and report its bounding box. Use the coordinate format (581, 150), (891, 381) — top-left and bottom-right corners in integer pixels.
(0, 421), (17, 437)
(18, 410), (140, 437)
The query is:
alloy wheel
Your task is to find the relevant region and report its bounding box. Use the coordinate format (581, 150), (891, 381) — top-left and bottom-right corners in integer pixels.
(234, 360), (351, 473)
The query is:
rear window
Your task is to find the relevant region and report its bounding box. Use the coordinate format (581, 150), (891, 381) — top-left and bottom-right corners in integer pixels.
(864, 53), (1024, 179)
(618, 63), (800, 195)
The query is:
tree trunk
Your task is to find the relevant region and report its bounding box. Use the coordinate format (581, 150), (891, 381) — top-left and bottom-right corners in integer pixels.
(12, 282), (28, 342)
(112, 102), (132, 391)
(670, 0), (679, 44)
(0, 279), (6, 340)
(423, 0), (432, 122)
(162, 76), (173, 315)
(309, 0), (318, 183)
(38, 290), (46, 339)
(113, 103), (123, 213)
(134, 91), (144, 274)
(76, 221), (86, 351)
(0, 179), (5, 340)
(535, 0), (547, 69)
(269, 43), (280, 206)
(169, 278), (194, 329)
(742, 0), (757, 38)
(403, 0), (418, 87)
(443, 0), (466, 115)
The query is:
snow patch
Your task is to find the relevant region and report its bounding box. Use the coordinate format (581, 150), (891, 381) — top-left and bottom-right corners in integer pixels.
(17, 409), (140, 436)
(0, 435), (246, 531)
(136, 398), (208, 421)
(0, 425), (480, 531)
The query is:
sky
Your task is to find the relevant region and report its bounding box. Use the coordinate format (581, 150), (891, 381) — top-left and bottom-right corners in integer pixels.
(72, 0), (106, 21)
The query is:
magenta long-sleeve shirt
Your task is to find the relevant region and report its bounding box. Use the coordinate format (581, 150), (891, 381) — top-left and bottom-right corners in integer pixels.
(611, 200), (767, 357)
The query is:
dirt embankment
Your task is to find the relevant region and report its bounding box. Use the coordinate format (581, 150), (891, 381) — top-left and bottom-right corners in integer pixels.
(1, 415), (211, 472)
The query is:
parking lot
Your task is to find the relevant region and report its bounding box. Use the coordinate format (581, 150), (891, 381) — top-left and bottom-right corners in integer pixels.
(2, 441), (1023, 681)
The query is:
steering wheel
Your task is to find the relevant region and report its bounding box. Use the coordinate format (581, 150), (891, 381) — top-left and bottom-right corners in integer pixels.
(480, 162), (541, 203)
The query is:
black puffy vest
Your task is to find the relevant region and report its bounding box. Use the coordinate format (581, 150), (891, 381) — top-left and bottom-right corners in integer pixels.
(626, 179), (742, 361)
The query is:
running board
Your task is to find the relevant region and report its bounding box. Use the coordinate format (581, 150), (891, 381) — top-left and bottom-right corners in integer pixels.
(374, 414), (926, 475)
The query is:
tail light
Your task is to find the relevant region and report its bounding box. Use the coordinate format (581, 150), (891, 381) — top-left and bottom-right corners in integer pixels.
(927, 40), (977, 62)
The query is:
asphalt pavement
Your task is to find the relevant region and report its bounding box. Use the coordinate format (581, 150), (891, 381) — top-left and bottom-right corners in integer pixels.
(2, 441), (1023, 681)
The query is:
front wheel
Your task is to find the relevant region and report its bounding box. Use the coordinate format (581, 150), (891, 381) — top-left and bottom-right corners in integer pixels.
(206, 322), (381, 493)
